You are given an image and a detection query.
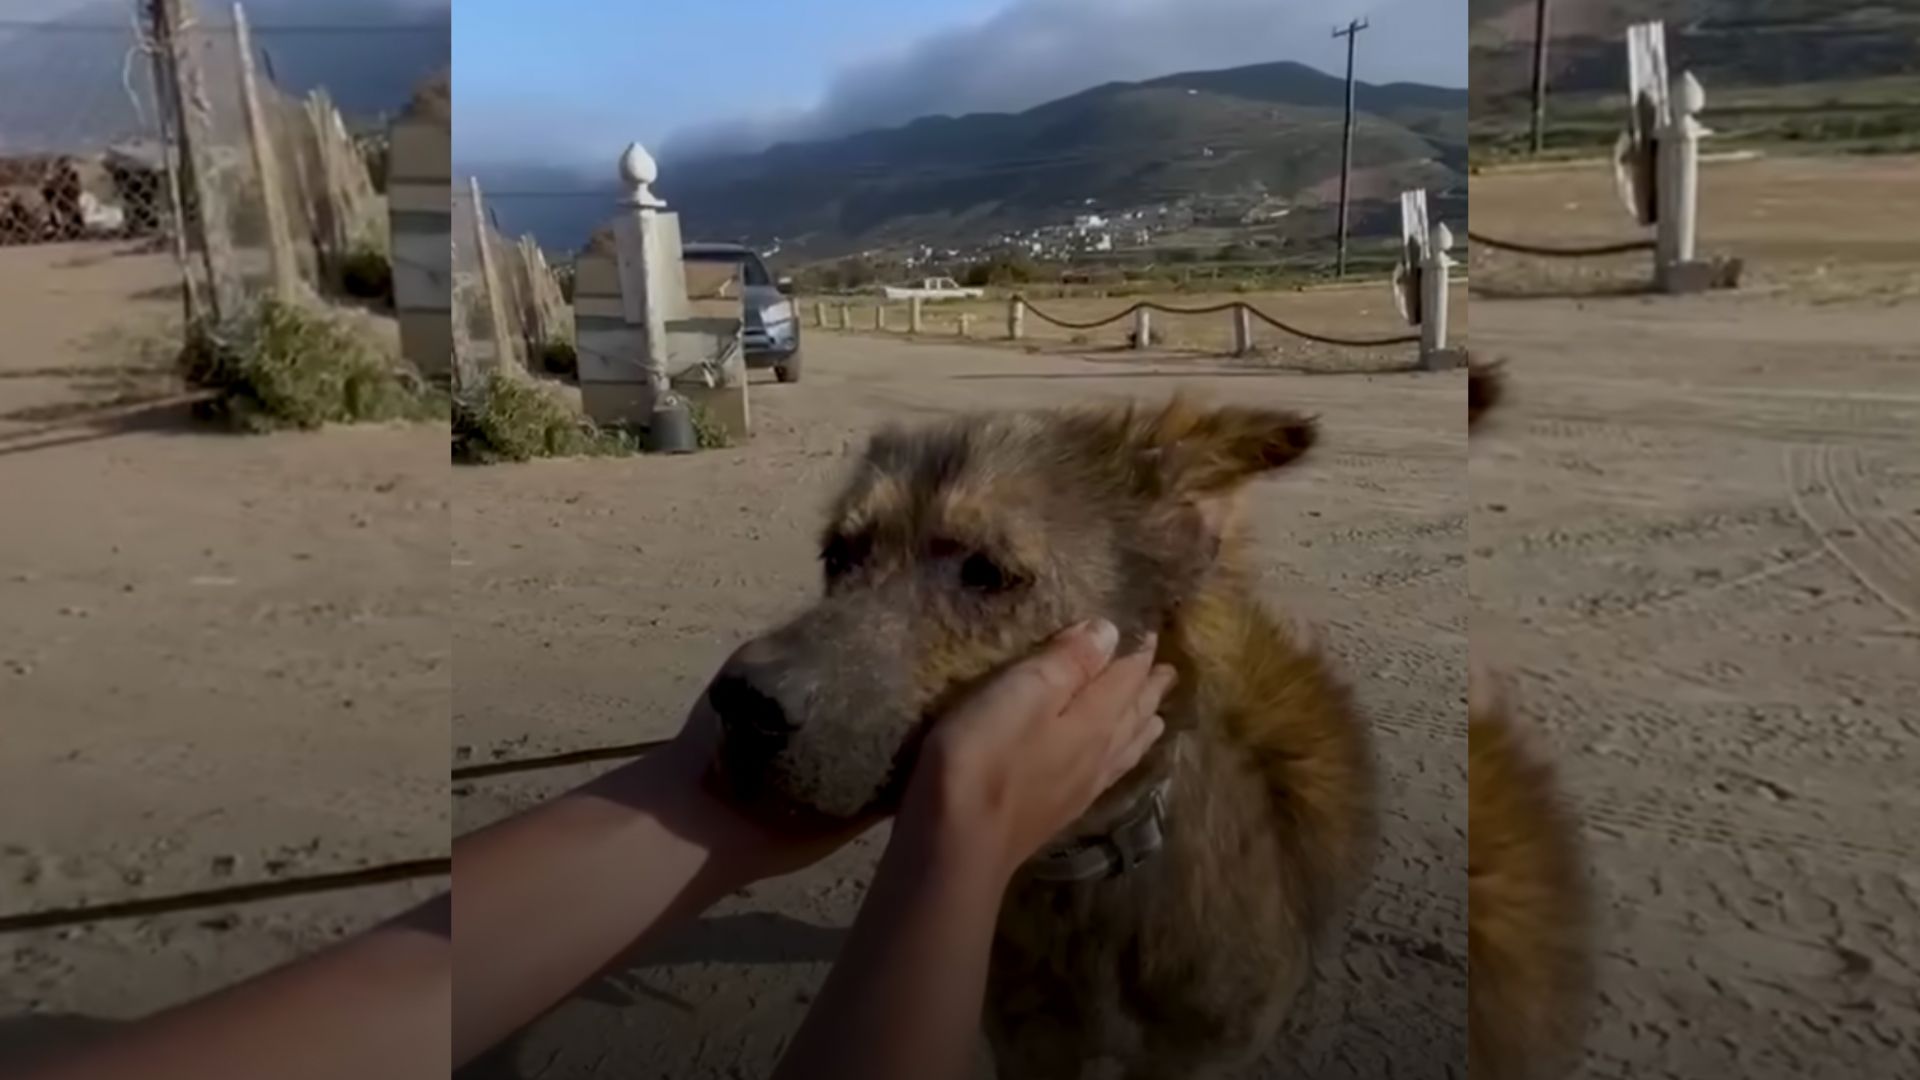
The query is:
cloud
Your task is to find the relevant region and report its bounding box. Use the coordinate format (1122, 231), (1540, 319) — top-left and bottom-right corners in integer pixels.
(663, 0), (1466, 160)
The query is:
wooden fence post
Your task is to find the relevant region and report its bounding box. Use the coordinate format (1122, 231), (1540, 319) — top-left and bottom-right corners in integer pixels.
(233, 3), (298, 301)
(469, 177), (517, 372)
(152, 0), (241, 323)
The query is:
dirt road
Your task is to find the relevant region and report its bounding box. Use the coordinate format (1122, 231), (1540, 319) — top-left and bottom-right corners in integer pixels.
(0, 241), (447, 1060)
(453, 333), (1468, 1077)
(1471, 155), (1920, 1078)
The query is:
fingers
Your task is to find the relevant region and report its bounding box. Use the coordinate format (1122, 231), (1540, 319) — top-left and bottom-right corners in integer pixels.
(1012, 617), (1123, 705)
(1059, 635), (1166, 738)
(1099, 713), (1166, 791)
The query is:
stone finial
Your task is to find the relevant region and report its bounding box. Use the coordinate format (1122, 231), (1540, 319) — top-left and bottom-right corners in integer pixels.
(620, 141), (665, 208)
(1675, 71), (1705, 117)
(1432, 222), (1454, 252)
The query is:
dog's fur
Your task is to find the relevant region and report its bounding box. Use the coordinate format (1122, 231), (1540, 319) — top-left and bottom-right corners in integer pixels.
(1467, 360), (1595, 1080)
(712, 397), (1378, 1077)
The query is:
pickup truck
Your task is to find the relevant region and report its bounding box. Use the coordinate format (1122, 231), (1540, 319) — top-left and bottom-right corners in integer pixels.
(881, 277), (986, 301)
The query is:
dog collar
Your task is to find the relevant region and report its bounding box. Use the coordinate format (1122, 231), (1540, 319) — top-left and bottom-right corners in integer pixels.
(1025, 776), (1174, 884)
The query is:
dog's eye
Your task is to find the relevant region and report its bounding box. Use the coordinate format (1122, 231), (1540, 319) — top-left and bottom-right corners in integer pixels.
(821, 533), (871, 581)
(960, 552), (1020, 594)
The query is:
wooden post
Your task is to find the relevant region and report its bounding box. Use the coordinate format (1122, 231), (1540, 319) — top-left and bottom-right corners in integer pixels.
(1332, 17), (1370, 278)
(469, 177), (517, 371)
(153, 0), (241, 323)
(1008, 296), (1025, 340)
(909, 295), (924, 334)
(1530, 0), (1551, 156)
(1232, 304), (1253, 356)
(233, 3), (298, 301)
(1133, 306), (1152, 349)
(143, 0), (200, 325)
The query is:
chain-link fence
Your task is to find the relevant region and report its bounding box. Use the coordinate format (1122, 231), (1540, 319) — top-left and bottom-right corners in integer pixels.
(0, 10), (172, 248)
(452, 178), (572, 393)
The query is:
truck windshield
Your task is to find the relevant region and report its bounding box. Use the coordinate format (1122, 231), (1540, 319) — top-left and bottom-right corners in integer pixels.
(685, 251), (772, 288)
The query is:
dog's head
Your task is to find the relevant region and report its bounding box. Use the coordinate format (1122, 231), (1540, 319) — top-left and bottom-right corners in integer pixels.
(708, 396), (1317, 818)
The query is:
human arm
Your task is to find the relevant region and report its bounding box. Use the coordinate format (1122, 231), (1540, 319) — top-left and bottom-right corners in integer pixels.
(449, 704), (870, 1067)
(23, 894), (451, 1080)
(772, 619), (1174, 1080)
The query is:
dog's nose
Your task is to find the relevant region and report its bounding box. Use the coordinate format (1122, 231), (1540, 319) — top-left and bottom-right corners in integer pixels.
(708, 642), (800, 749)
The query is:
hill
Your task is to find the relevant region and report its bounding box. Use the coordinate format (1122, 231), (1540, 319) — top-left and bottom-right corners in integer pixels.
(475, 60), (1466, 259)
(1470, 0), (1920, 151)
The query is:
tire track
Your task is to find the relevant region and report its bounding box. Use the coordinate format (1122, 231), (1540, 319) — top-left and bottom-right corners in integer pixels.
(1786, 444), (1920, 624)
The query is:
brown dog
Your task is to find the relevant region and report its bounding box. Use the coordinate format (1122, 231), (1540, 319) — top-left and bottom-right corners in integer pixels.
(1467, 361), (1595, 1080)
(709, 397), (1378, 1078)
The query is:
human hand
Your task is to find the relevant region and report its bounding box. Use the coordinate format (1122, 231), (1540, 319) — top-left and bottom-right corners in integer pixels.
(650, 695), (879, 883)
(898, 619), (1175, 885)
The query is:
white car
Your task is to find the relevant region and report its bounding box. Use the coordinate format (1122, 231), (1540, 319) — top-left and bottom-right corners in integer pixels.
(881, 277), (986, 301)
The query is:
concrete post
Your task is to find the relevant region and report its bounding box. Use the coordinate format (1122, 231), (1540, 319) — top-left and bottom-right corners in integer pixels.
(1232, 305), (1253, 357)
(909, 295), (924, 334)
(1133, 306), (1152, 350)
(875, 304), (887, 332)
(814, 300), (827, 327)
(1008, 297), (1025, 340)
(1657, 71), (1706, 291)
(837, 302), (850, 330)
(959, 313), (974, 339)
(1418, 222), (1462, 371)
(233, 4), (298, 302)
(616, 144), (670, 406)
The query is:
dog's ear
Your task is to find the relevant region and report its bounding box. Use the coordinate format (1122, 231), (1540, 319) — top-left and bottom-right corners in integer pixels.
(1154, 399), (1318, 495)
(1075, 394), (1317, 495)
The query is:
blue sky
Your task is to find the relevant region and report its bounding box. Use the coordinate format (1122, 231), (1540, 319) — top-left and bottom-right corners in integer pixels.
(454, 0), (1468, 174)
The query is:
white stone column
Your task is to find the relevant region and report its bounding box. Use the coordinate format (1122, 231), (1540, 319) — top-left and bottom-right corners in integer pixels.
(1232, 305), (1253, 357)
(1421, 222), (1454, 361)
(1133, 307), (1152, 350)
(615, 142), (671, 408)
(1658, 71), (1706, 287)
(837, 302), (850, 330)
(1008, 297), (1025, 340)
(910, 295), (925, 334)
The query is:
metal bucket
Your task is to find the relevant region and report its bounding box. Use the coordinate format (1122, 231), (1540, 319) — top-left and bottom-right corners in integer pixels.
(647, 398), (698, 454)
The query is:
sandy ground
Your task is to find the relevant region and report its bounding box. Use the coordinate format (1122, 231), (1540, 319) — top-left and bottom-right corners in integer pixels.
(453, 333), (1468, 1077)
(803, 279), (1467, 367)
(1470, 156), (1920, 1078)
(0, 241), (448, 1067)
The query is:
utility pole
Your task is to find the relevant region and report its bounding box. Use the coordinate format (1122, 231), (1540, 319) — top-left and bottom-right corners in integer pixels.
(1333, 17), (1369, 278)
(1530, 0), (1551, 155)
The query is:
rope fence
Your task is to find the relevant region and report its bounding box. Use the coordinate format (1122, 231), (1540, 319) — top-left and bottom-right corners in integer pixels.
(0, 858), (449, 935)
(1465, 229), (1655, 259)
(1017, 295), (1420, 349)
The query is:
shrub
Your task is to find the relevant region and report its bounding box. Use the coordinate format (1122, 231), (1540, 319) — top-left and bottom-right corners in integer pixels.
(451, 372), (635, 464)
(179, 299), (439, 432)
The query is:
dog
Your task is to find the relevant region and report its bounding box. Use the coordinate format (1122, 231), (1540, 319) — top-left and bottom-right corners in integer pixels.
(1467, 360), (1595, 1080)
(708, 396), (1379, 1078)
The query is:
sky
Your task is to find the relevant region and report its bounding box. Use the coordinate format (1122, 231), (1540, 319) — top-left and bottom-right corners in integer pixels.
(453, 0), (1469, 176)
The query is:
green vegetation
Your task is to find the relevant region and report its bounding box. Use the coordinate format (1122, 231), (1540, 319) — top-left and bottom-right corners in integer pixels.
(179, 298), (440, 432)
(686, 398), (731, 450)
(451, 371), (636, 464)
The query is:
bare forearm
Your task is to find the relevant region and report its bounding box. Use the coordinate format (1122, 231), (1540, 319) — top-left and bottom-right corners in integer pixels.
(774, 825), (1010, 1080)
(29, 895), (450, 1080)
(450, 755), (753, 1066)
